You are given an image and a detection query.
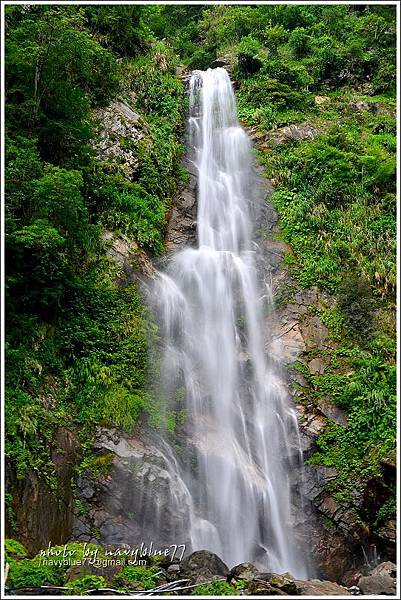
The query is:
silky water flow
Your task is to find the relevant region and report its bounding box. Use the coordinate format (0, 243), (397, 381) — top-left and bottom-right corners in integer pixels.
(147, 68), (309, 578)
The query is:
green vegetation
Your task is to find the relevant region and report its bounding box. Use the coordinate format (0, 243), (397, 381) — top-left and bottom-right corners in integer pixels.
(266, 112), (396, 297)
(6, 541), (69, 588)
(5, 5), (185, 503)
(4, 539), (28, 562)
(191, 580), (239, 596)
(306, 338), (396, 505)
(65, 575), (107, 595)
(114, 565), (164, 591)
(5, 541), (111, 592)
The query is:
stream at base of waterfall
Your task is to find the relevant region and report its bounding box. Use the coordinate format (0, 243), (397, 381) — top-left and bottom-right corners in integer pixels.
(147, 68), (310, 578)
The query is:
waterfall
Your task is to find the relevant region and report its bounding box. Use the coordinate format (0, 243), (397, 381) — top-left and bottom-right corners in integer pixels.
(149, 68), (309, 578)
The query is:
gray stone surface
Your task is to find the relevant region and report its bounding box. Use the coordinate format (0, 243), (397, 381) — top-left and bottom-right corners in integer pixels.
(92, 99), (144, 181)
(180, 550), (229, 583)
(248, 123), (319, 149)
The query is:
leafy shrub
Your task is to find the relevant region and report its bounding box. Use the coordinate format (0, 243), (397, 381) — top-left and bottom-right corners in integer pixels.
(4, 539), (28, 563)
(238, 77), (313, 114)
(84, 5), (150, 56)
(7, 558), (66, 588)
(96, 178), (165, 253)
(289, 27), (311, 57)
(114, 566), (163, 590)
(191, 580), (238, 595)
(235, 36), (263, 77)
(261, 24), (287, 53)
(65, 575), (107, 595)
(6, 7), (119, 161)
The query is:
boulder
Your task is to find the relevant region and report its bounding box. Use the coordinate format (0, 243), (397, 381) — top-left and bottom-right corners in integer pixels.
(370, 561), (396, 578)
(167, 563), (181, 577)
(246, 579), (288, 595)
(308, 357), (326, 375)
(357, 571), (396, 596)
(352, 100), (370, 111)
(229, 562), (260, 581)
(261, 573), (298, 594)
(294, 578), (351, 595)
(179, 550), (229, 583)
(317, 396), (348, 426)
(260, 123), (318, 149)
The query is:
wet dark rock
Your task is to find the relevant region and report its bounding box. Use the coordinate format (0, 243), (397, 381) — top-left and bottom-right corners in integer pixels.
(361, 478), (393, 530)
(210, 57), (230, 68)
(246, 579), (288, 595)
(262, 573), (298, 594)
(377, 519), (396, 545)
(72, 429), (193, 549)
(6, 427), (79, 554)
(76, 476), (96, 500)
(179, 550), (229, 583)
(97, 514), (141, 545)
(380, 450), (396, 471)
(209, 56), (234, 74)
(165, 157), (197, 253)
(229, 562), (260, 581)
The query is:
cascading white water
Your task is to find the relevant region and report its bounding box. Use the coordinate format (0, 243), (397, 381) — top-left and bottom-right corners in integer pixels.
(149, 68), (309, 577)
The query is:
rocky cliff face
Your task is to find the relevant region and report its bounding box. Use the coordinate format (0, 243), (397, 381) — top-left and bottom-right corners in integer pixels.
(92, 97), (143, 181)
(257, 172), (396, 583)
(6, 427), (79, 555)
(72, 428), (188, 548)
